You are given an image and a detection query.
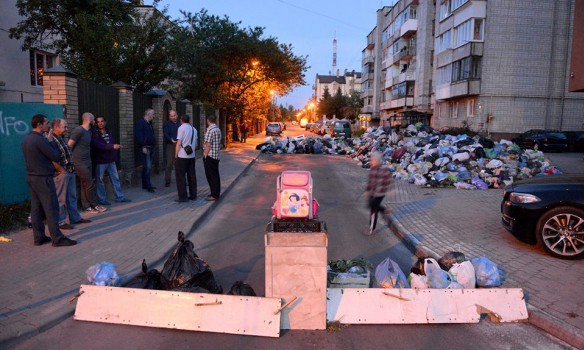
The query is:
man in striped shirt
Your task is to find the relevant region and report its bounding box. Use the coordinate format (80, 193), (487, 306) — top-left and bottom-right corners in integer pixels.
(364, 151), (393, 236)
(203, 114), (222, 201)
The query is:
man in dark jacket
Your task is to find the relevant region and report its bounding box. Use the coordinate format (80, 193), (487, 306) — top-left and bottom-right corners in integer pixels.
(163, 110), (179, 187)
(21, 114), (76, 247)
(92, 116), (131, 205)
(135, 108), (156, 192)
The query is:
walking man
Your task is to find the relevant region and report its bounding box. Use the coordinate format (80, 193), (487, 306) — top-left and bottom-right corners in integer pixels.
(22, 114), (76, 246)
(203, 114), (222, 201)
(174, 115), (197, 202)
(363, 151), (392, 236)
(92, 115), (131, 205)
(68, 112), (107, 214)
(136, 108), (156, 193)
(163, 110), (179, 187)
(51, 118), (91, 230)
(240, 121), (248, 143)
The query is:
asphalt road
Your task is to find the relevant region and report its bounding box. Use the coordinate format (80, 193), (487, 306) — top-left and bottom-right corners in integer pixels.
(13, 142), (572, 350)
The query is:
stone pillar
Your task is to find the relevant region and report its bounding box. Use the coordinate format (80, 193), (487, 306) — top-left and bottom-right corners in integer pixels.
(112, 82), (135, 181)
(43, 66), (78, 125)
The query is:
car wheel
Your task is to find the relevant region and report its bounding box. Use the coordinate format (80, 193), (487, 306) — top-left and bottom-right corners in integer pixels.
(535, 206), (584, 259)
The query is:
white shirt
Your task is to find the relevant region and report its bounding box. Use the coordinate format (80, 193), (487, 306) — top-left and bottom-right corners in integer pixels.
(177, 123), (197, 159)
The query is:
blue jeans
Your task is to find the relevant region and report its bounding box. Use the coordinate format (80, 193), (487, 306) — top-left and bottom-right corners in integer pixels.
(141, 147), (154, 189)
(54, 172), (82, 224)
(96, 162), (125, 202)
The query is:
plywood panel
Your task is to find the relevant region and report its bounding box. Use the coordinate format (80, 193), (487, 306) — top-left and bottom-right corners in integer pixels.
(327, 288), (528, 324)
(74, 285), (281, 337)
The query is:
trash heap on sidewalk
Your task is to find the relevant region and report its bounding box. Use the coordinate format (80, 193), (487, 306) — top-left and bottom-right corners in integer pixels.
(256, 123), (562, 189)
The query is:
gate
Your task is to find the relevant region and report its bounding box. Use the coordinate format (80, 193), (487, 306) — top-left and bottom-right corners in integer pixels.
(77, 80), (120, 143)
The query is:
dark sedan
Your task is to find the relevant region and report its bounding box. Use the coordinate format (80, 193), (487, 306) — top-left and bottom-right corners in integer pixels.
(501, 175), (584, 259)
(266, 122), (282, 136)
(512, 130), (568, 152)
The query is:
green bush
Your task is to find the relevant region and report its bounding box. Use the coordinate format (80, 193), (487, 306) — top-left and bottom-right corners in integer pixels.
(0, 202), (30, 234)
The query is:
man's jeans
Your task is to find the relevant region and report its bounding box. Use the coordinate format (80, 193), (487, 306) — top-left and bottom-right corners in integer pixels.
(54, 171), (82, 224)
(142, 147), (154, 189)
(96, 162), (125, 202)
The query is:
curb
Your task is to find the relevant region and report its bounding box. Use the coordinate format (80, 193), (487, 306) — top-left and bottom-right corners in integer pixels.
(1, 150), (263, 350)
(388, 213), (584, 349)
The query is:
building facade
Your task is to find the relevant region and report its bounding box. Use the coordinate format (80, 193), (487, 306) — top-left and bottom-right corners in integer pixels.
(314, 69), (362, 102)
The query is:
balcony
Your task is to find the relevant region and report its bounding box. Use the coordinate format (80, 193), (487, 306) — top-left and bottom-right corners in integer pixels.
(393, 75), (400, 85)
(399, 71), (415, 83)
(435, 79), (481, 100)
(400, 18), (418, 38)
(362, 88), (374, 97)
(384, 78), (393, 89)
(452, 42), (484, 61)
(380, 101), (392, 110)
(398, 46), (416, 61)
(362, 55), (375, 65)
(361, 105), (374, 114)
(361, 72), (374, 82)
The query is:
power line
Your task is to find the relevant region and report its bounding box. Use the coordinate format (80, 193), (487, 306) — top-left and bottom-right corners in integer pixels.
(275, 0), (368, 31)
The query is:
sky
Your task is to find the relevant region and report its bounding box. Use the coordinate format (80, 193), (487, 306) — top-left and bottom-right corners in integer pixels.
(146, 0), (394, 109)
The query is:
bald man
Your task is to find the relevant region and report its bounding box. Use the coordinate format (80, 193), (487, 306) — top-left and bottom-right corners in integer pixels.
(69, 112), (107, 214)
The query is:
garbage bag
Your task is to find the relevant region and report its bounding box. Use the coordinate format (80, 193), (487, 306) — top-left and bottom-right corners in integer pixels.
(374, 257), (410, 288)
(161, 231), (223, 293)
(471, 176), (489, 190)
(424, 258), (453, 288)
(452, 152), (470, 162)
(227, 281), (257, 296)
(86, 262), (120, 287)
(124, 259), (164, 290)
(470, 256), (502, 287)
(438, 251), (466, 270)
(449, 261), (476, 289)
(408, 273), (428, 289)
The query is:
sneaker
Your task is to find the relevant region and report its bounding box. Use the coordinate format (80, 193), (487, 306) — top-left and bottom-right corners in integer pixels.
(59, 223), (75, 230)
(188, 196), (197, 201)
(34, 236), (51, 246)
(52, 237), (77, 247)
(165, 182), (171, 187)
(99, 201), (112, 206)
(73, 218), (92, 224)
(206, 195), (217, 201)
(86, 207), (99, 214)
(93, 205), (108, 213)
(115, 198), (132, 203)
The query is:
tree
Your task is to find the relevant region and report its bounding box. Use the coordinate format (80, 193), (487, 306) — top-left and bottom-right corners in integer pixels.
(317, 87), (332, 118)
(10, 0), (173, 91)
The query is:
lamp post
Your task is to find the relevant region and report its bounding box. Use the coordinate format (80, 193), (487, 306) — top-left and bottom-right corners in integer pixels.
(309, 102), (315, 123)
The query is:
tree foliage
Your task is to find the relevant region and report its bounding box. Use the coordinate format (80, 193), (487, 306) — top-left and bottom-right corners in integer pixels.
(317, 88), (363, 122)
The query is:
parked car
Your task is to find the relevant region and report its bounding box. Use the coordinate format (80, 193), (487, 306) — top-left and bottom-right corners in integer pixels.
(564, 131), (584, 152)
(320, 120), (333, 135)
(501, 174), (584, 259)
(330, 120), (352, 138)
(311, 122), (322, 134)
(511, 130), (568, 152)
(266, 122), (282, 136)
(305, 123), (314, 132)
(291, 121), (298, 126)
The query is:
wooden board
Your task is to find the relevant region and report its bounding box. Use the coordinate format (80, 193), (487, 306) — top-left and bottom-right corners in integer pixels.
(74, 285), (282, 337)
(327, 288), (528, 324)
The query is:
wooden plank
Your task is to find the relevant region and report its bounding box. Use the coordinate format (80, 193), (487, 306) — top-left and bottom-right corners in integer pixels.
(74, 285), (281, 337)
(326, 288), (528, 324)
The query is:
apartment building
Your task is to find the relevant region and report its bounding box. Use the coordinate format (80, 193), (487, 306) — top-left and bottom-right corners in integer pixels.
(360, 8), (386, 123)
(314, 69), (362, 102)
(364, 0), (583, 136)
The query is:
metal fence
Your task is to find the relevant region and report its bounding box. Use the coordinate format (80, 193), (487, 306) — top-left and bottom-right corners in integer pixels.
(77, 80), (120, 143)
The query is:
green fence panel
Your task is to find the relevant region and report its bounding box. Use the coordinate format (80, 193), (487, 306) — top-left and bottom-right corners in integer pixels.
(0, 103), (64, 205)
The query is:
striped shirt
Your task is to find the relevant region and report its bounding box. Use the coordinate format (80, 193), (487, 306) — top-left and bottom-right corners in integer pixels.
(366, 165), (392, 197)
(204, 124), (221, 160)
(52, 134), (75, 173)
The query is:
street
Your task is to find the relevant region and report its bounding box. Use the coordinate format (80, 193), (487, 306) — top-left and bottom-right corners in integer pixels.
(11, 126), (575, 350)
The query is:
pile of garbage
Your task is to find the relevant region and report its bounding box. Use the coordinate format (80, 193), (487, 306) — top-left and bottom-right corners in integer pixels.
(256, 123), (562, 189)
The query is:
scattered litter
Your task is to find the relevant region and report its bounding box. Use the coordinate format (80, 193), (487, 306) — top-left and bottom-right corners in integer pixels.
(86, 262), (120, 287)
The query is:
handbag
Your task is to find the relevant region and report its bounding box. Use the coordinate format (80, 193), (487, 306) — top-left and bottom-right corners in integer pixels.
(182, 127), (195, 155)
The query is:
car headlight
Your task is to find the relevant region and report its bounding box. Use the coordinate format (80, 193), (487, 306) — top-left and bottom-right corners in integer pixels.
(509, 192), (541, 204)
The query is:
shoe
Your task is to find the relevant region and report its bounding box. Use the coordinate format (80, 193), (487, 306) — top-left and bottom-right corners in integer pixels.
(99, 201), (112, 206)
(86, 207), (99, 214)
(174, 199), (189, 203)
(93, 205), (108, 213)
(115, 198), (132, 203)
(146, 188), (155, 193)
(34, 236), (51, 246)
(206, 195), (217, 201)
(73, 218), (91, 224)
(165, 182), (171, 187)
(52, 237), (77, 247)
(363, 228), (376, 236)
(59, 223), (75, 230)
(188, 196), (197, 201)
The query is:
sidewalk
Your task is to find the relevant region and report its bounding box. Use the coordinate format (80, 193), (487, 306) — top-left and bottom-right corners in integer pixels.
(386, 180), (584, 349)
(0, 135), (263, 348)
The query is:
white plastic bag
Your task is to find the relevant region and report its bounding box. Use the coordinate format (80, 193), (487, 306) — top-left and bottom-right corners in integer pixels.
(424, 258), (453, 289)
(449, 261), (476, 289)
(409, 273), (428, 289)
(374, 258), (410, 288)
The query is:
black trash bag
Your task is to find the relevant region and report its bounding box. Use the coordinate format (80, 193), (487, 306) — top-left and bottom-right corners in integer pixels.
(438, 251), (466, 270)
(227, 281), (257, 296)
(479, 137), (495, 149)
(161, 231), (223, 293)
(474, 147), (486, 159)
(124, 259), (165, 290)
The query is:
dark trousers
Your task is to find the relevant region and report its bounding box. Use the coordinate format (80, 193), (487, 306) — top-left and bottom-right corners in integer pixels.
(203, 156), (221, 198)
(368, 196), (386, 231)
(141, 147), (154, 189)
(175, 157), (197, 200)
(76, 163), (96, 209)
(240, 131), (247, 143)
(164, 143), (175, 184)
(26, 176), (65, 243)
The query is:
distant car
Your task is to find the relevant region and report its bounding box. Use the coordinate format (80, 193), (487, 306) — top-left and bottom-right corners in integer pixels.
(330, 120), (352, 138)
(501, 174), (584, 259)
(320, 120), (333, 135)
(512, 130), (568, 152)
(300, 118), (308, 128)
(311, 123), (322, 134)
(305, 123), (314, 132)
(266, 122), (282, 136)
(564, 131), (584, 152)
(291, 121), (298, 126)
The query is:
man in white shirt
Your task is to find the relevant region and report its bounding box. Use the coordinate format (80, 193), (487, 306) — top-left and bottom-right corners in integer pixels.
(174, 114), (197, 202)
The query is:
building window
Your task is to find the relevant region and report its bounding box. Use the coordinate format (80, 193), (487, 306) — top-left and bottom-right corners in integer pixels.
(29, 50), (55, 86)
(451, 0), (469, 12)
(440, 0), (452, 20)
(436, 65), (452, 85)
(451, 102), (459, 119)
(451, 56), (481, 82)
(435, 29), (452, 53)
(473, 19), (484, 41)
(468, 99), (475, 116)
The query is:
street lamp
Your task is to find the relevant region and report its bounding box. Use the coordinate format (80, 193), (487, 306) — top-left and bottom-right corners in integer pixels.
(309, 102), (315, 122)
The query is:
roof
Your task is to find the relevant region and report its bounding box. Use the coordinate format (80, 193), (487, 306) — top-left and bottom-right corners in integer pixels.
(317, 75), (346, 84)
